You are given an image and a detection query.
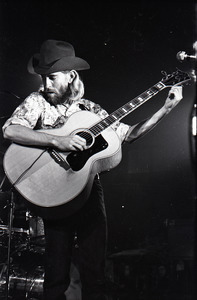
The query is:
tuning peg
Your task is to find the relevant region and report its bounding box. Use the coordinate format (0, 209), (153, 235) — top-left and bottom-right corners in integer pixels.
(161, 70), (168, 76)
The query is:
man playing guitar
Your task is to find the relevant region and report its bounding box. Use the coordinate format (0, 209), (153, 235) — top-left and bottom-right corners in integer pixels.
(2, 40), (183, 300)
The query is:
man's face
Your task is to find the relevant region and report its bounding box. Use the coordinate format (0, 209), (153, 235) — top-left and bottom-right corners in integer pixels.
(41, 71), (72, 105)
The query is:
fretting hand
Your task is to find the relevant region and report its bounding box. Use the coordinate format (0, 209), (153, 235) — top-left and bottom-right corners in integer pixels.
(164, 86), (183, 111)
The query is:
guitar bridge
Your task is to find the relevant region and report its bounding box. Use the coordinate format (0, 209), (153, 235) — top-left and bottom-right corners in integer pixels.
(48, 149), (70, 170)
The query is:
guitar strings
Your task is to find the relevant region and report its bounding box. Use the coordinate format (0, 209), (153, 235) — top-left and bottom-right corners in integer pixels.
(79, 84), (162, 141)
(66, 83), (165, 145)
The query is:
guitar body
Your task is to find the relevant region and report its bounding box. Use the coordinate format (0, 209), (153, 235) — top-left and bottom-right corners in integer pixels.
(3, 111), (122, 219)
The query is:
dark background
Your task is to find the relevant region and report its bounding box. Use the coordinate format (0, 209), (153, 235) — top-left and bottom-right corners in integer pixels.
(0, 0), (196, 262)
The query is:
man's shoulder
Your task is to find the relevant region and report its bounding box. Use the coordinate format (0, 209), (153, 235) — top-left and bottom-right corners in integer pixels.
(76, 98), (102, 112)
(24, 91), (48, 106)
(26, 91), (44, 100)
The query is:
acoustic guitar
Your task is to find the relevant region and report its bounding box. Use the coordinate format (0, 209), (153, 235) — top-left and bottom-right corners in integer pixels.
(3, 69), (191, 218)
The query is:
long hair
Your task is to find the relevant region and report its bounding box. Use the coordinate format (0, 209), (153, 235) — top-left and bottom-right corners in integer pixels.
(66, 70), (85, 102)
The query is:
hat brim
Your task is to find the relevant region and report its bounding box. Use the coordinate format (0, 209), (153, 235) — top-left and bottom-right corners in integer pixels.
(28, 54), (90, 75)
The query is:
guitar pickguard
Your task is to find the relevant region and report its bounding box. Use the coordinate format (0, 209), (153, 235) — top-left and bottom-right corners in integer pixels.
(67, 134), (108, 171)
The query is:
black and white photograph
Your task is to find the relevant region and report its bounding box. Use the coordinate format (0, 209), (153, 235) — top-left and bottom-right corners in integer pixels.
(0, 1), (196, 300)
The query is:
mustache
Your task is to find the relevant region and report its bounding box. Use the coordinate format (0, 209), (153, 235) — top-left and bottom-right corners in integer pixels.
(40, 85), (72, 105)
(40, 90), (55, 102)
(44, 89), (57, 94)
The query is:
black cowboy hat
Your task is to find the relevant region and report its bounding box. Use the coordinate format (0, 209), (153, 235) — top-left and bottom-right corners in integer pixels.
(27, 39), (90, 75)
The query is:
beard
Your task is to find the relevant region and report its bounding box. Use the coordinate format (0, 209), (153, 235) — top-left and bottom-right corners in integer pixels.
(41, 85), (72, 106)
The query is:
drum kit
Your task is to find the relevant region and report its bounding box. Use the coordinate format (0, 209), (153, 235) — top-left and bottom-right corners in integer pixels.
(0, 186), (45, 300)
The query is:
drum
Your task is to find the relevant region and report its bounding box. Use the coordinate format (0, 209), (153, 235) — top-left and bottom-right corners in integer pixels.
(0, 196), (45, 299)
(0, 224), (29, 252)
(0, 212), (45, 252)
(28, 214), (45, 254)
(28, 215), (45, 239)
(0, 262), (44, 299)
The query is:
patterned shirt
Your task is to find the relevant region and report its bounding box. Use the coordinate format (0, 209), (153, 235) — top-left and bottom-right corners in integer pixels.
(3, 92), (130, 142)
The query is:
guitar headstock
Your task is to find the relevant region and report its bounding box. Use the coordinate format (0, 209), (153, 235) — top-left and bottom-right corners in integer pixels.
(161, 68), (191, 87)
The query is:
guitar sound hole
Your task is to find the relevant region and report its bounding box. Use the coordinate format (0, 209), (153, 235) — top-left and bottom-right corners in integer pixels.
(76, 131), (94, 148)
(67, 134), (108, 171)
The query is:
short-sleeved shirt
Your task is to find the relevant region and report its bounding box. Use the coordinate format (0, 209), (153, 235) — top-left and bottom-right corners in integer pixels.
(3, 92), (130, 143)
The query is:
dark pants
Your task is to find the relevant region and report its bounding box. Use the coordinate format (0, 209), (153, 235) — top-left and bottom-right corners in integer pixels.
(43, 176), (108, 300)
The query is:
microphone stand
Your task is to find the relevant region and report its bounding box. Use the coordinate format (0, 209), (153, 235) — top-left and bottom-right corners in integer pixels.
(5, 189), (15, 300)
(0, 176), (15, 300)
(0, 91), (23, 299)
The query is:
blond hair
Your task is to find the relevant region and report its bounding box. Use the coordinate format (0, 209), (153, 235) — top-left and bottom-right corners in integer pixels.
(66, 70), (85, 101)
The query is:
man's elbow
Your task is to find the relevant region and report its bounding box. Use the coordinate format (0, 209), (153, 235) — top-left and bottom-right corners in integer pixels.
(3, 126), (15, 140)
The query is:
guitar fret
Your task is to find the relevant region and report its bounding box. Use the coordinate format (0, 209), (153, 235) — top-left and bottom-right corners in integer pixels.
(125, 104), (131, 110)
(100, 121), (108, 129)
(147, 90), (153, 96)
(133, 98), (141, 104)
(102, 120), (109, 127)
(111, 114), (118, 120)
(156, 82), (165, 89)
(151, 86), (160, 93)
(115, 110), (123, 117)
(98, 124), (104, 129)
(90, 128), (97, 135)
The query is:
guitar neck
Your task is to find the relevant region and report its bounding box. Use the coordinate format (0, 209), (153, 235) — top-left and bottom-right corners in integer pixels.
(90, 81), (166, 137)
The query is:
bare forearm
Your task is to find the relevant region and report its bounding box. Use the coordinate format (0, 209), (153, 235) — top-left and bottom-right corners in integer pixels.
(125, 106), (168, 143)
(135, 106), (168, 136)
(3, 124), (87, 151)
(3, 125), (56, 147)
(125, 86), (183, 143)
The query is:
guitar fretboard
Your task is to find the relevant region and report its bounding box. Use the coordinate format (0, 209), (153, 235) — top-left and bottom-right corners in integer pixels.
(90, 81), (166, 136)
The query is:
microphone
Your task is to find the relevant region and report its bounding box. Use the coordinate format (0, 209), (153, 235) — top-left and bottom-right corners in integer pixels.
(176, 51), (197, 61)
